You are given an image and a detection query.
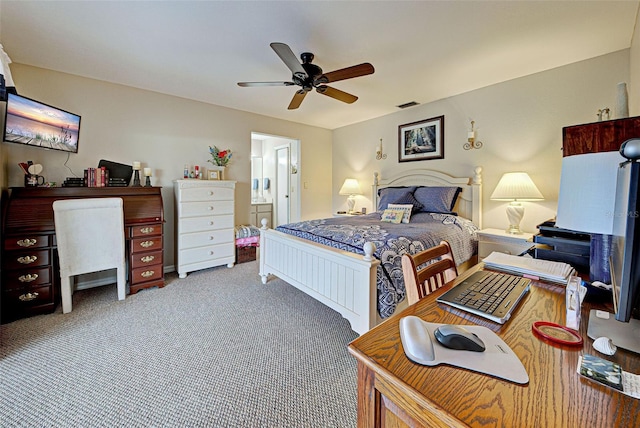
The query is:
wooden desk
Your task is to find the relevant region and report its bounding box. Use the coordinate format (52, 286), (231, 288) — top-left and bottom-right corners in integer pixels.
(348, 265), (640, 427)
(1, 187), (165, 323)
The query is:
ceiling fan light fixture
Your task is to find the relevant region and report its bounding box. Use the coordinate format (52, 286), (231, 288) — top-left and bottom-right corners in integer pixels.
(238, 42), (375, 110)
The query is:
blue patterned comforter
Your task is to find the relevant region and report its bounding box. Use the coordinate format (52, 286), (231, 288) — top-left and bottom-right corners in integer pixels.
(275, 212), (478, 318)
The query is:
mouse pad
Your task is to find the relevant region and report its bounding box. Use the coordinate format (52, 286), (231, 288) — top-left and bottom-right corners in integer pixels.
(399, 316), (529, 384)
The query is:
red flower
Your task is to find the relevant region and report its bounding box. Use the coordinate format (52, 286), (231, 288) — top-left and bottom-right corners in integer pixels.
(218, 151), (227, 158)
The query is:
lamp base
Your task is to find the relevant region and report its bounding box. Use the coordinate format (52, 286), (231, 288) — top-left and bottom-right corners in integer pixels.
(505, 224), (523, 235)
(504, 202), (524, 234)
(347, 195), (356, 214)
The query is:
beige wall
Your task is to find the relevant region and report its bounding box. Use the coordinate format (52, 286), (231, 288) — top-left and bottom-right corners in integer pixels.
(5, 64), (333, 270)
(332, 50), (630, 234)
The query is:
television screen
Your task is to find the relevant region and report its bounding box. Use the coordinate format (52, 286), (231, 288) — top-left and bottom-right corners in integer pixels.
(3, 93), (80, 153)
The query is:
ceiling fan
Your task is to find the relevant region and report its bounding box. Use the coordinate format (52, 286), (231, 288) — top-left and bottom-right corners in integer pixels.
(237, 42), (375, 110)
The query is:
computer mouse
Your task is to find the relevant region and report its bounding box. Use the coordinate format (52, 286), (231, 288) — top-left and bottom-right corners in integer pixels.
(434, 325), (486, 352)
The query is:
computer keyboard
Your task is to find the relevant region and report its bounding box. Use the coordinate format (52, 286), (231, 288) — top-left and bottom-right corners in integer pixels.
(437, 270), (531, 324)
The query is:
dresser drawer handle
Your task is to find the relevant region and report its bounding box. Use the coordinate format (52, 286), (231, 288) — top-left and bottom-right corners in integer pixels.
(17, 238), (37, 247)
(17, 255), (38, 264)
(140, 270), (154, 278)
(18, 274), (39, 283)
(140, 240), (155, 248)
(140, 255), (155, 263)
(19, 292), (39, 302)
(209, 191), (214, 196)
(140, 227), (155, 234)
(208, 206), (214, 210)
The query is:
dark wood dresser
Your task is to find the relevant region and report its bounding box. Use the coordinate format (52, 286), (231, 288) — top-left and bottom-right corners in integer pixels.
(1, 186), (165, 323)
(562, 115), (640, 156)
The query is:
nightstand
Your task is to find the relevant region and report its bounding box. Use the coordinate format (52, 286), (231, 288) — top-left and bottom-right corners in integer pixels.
(334, 212), (364, 217)
(477, 228), (534, 260)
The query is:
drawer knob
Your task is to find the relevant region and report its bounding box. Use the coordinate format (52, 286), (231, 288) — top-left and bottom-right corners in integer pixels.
(209, 191), (214, 195)
(209, 236), (214, 240)
(17, 255), (38, 264)
(140, 240), (155, 248)
(141, 270), (154, 278)
(18, 274), (39, 283)
(17, 238), (37, 247)
(209, 250), (214, 255)
(19, 292), (39, 302)
(140, 255), (155, 263)
(140, 227), (155, 234)
(209, 221), (214, 225)
(208, 206), (214, 210)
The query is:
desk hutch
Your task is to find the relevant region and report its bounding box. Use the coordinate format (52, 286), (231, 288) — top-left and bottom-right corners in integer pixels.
(1, 187), (165, 323)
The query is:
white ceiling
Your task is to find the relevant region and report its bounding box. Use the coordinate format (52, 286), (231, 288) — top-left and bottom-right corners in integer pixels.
(1, 1), (638, 130)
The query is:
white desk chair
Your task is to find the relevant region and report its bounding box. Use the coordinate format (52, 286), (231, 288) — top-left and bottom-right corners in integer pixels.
(53, 197), (126, 313)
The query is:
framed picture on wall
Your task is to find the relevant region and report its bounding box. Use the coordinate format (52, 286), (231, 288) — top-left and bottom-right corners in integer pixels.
(398, 115), (444, 162)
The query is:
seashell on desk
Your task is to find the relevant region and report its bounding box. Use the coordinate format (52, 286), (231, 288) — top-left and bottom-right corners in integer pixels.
(593, 337), (617, 356)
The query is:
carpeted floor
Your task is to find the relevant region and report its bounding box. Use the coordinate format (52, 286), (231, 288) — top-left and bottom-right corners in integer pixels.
(0, 261), (359, 427)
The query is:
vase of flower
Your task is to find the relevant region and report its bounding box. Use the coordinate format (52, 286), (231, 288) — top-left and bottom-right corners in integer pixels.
(207, 145), (232, 180)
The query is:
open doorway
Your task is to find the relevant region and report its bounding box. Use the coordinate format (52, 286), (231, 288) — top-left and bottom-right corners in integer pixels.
(250, 132), (300, 227)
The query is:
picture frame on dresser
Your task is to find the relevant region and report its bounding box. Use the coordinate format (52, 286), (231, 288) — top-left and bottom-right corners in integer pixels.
(398, 115), (444, 162)
(208, 170), (221, 180)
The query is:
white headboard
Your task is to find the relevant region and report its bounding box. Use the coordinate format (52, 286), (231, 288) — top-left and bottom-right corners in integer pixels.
(372, 167), (483, 228)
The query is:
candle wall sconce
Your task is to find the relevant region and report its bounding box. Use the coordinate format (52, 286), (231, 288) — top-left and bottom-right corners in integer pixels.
(376, 138), (387, 160)
(464, 120), (483, 150)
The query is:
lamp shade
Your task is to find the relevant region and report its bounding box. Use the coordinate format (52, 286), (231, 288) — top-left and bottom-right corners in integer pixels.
(339, 178), (362, 195)
(490, 172), (544, 201)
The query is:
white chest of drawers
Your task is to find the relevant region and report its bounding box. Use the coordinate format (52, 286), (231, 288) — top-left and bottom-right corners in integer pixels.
(174, 180), (236, 278)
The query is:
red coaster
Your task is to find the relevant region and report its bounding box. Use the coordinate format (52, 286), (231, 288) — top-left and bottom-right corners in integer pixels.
(532, 321), (583, 346)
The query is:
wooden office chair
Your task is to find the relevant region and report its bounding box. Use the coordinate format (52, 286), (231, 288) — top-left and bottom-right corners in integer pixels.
(401, 241), (458, 305)
(53, 198), (126, 313)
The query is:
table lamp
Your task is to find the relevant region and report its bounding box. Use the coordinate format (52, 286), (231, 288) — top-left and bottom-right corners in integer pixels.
(339, 178), (362, 213)
(490, 172), (544, 234)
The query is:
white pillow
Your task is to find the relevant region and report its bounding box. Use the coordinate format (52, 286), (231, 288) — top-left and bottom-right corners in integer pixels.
(381, 209), (404, 223)
(387, 203), (413, 223)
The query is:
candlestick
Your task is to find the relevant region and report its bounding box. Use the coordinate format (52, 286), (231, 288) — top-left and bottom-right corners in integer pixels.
(132, 170), (141, 187)
(144, 176), (152, 187)
(144, 168), (152, 177)
(132, 161), (141, 170)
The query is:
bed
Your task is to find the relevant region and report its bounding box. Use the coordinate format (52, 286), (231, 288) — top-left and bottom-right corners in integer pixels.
(258, 167), (483, 335)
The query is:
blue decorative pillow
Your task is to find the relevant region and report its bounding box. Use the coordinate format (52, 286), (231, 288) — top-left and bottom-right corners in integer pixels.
(413, 186), (462, 214)
(377, 186), (417, 211)
(392, 192), (424, 213)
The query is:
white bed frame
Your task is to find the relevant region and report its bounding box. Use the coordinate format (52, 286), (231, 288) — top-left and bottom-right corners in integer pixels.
(259, 167), (483, 335)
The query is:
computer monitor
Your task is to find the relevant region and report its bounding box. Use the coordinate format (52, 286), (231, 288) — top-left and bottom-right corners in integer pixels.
(587, 159), (640, 354)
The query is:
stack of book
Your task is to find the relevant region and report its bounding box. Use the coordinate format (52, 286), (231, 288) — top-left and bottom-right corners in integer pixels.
(63, 177), (84, 187)
(84, 167), (109, 187)
(482, 252), (576, 285)
(108, 178), (129, 187)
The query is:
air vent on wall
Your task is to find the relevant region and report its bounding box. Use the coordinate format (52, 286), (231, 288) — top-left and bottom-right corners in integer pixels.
(396, 101), (420, 109)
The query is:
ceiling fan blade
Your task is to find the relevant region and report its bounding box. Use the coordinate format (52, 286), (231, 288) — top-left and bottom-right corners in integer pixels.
(316, 63), (374, 84)
(270, 42), (307, 80)
(237, 81), (294, 87)
(316, 85), (358, 104)
(288, 90), (308, 110)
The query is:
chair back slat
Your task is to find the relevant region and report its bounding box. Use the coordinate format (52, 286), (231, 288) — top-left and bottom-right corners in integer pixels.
(401, 241), (458, 306)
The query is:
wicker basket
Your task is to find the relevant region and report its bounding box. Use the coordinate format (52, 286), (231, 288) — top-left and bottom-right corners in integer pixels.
(236, 245), (257, 264)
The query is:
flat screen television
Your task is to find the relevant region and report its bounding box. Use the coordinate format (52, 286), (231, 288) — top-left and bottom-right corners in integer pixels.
(3, 92), (80, 153)
(588, 159), (640, 354)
